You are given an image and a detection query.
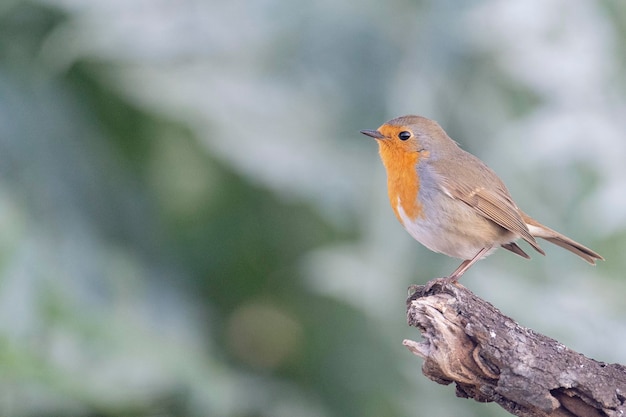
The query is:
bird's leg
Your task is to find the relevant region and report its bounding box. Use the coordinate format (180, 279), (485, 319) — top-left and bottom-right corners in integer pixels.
(446, 259), (472, 282)
(423, 247), (492, 293)
(447, 246), (492, 282)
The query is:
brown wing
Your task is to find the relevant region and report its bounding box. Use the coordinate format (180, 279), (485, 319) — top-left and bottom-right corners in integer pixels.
(432, 156), (545, 255)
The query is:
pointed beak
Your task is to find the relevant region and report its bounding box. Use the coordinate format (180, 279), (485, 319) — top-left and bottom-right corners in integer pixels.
(360, 129), (385, 139)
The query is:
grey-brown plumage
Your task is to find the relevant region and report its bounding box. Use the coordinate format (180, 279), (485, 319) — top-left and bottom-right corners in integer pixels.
(361, 115), (603, 282)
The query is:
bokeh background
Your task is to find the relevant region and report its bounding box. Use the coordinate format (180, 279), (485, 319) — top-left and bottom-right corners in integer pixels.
(1, 0), (626, 416)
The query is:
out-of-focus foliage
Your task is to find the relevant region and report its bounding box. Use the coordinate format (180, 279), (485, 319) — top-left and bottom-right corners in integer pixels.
(1, 0), (625, 416)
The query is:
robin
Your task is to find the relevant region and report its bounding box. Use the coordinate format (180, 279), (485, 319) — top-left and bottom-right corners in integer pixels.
(361, 115), (603, 284)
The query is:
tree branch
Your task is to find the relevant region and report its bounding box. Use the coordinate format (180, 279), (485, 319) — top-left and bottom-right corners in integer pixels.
(403, 281), (626, 417)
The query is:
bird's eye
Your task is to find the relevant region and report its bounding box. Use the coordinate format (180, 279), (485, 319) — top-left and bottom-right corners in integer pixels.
(398, 131), (411, 141)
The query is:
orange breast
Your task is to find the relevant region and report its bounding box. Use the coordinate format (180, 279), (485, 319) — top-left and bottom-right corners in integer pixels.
(378, 144), (423, 224)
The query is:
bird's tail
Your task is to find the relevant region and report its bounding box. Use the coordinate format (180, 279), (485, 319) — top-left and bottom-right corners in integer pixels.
(521, 212), (604, 265)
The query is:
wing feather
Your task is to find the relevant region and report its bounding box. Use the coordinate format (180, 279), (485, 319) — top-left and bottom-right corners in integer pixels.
(433, 158), (545, 255)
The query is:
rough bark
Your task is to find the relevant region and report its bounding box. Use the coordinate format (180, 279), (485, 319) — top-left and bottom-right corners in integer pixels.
(403, 281), (626, 417)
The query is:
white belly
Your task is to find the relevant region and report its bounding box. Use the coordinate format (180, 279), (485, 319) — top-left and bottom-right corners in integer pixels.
(395, 197), (514, 260)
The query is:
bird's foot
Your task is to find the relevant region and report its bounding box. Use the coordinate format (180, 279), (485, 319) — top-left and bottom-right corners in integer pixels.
(423, 276), (459, 294)
(407, 276), (460, 303)
(406, 284), (423, 303)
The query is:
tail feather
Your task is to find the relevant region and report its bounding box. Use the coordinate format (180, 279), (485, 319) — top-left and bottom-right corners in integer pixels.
(501, 242), (531, 259)
(543, 237), (602, 265)
(521, 212), (604, 265)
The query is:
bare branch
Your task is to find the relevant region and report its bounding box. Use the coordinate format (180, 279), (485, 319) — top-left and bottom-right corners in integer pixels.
(404, 282), (626, 417)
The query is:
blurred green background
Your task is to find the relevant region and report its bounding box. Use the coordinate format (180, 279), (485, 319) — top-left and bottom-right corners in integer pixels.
(1, 0), (626, 416)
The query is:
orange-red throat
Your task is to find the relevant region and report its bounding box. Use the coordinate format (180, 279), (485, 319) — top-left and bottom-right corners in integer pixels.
(373, 124), (424, 224)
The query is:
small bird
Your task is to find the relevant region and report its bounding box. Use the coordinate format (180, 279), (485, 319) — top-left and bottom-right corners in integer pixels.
(361, 115), (603, 283)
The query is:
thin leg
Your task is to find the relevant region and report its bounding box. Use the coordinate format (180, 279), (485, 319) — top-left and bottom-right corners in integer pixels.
(446, 246), (493, 283)
(447, 259), (471, 281)
(423, 246), (492, 293)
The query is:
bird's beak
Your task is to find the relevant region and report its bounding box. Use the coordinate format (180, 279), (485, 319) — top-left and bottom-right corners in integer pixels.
(360, 129), (385, 139)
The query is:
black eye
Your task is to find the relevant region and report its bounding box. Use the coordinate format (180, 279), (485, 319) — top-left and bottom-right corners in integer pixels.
(398, 131), (411, 141)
